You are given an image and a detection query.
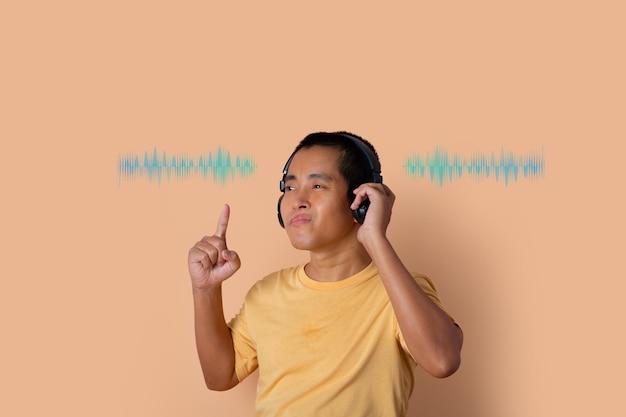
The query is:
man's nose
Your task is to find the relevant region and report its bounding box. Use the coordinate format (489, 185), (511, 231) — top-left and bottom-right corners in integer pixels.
(292, 188), (310, 209)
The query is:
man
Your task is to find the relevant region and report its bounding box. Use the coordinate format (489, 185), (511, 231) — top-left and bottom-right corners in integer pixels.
(188, 132), (463, 416)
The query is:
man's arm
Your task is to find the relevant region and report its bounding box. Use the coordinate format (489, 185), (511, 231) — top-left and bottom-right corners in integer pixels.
(192, 285), (239, 390)
(352, 185), (463, 378)
(364, 236), (462, 377)
(188, 204), (241, 390)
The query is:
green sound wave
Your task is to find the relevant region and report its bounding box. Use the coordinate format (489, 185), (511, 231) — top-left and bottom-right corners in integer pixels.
(404, 147), (545, 186)
(117, 147), (257, 186)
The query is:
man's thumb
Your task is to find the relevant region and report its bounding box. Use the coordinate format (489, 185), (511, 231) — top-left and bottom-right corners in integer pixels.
(222, 250), (241, 272)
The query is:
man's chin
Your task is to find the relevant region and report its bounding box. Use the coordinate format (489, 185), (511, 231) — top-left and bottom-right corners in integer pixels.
(287, 235), (314, 251)
(289, 241), (311, 251)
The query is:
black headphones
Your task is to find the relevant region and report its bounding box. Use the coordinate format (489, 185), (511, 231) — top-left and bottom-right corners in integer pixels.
(277, 133), (383, 228)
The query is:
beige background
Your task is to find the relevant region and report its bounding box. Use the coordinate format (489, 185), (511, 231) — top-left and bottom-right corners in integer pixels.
(1, 1), (624, 416)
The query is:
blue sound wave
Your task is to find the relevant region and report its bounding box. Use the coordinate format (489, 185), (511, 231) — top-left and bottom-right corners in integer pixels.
(404, 147), (545, 186)
(117, 147), (257, 186)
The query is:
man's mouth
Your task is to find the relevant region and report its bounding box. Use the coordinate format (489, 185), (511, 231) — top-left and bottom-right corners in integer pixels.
(289, 214), (311, 226)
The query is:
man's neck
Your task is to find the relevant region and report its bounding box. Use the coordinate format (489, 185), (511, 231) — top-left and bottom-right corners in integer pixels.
(305, 245), (371, 282)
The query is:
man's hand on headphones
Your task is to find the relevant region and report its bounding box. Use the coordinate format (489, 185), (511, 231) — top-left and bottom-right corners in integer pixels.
(351, 183), (396, 243)
(188, 204), (241, 290)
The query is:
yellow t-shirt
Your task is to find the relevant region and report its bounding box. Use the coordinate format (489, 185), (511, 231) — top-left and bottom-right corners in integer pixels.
(228, 262), (454, 417)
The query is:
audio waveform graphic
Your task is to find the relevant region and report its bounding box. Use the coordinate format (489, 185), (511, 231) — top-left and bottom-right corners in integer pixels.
(117, 147), (257, 186)
(404, 147), (545, 186)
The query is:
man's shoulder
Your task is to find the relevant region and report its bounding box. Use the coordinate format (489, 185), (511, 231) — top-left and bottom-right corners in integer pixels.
(247, 264), (303, 296)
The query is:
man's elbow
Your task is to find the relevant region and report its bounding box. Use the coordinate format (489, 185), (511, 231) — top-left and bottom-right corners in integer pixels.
(428, 354), (462, 378)
(422, 330), (463, 378)
(204, 372), (239, 391)
(205, 381), (233, 391)
(431, 324), (463, 378)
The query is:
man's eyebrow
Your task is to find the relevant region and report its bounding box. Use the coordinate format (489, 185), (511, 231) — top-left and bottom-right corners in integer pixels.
(285, 173), (334, 182)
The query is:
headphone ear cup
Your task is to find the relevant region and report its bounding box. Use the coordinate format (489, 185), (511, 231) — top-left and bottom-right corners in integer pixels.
(277, 195), (285, 228)
(352, 199), (370, 224)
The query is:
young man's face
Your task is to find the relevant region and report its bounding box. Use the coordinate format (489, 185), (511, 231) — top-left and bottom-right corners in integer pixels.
(280, 145), (358, 252)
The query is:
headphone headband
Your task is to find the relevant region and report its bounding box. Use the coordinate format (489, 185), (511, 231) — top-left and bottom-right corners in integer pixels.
(336, 133), (382, 184)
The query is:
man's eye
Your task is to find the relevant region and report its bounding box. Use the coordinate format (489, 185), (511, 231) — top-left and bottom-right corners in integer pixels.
(314, 184), (323, 189)
(286, 186), (296, 191)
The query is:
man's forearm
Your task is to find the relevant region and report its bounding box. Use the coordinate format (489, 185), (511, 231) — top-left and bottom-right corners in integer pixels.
(193, 285), (239, 390)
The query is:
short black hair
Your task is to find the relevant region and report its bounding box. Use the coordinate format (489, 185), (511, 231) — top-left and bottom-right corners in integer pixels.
(292, 131), (381, 203)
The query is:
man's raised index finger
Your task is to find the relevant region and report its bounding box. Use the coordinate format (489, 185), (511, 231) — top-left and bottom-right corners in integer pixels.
(214, 203), (230, 239)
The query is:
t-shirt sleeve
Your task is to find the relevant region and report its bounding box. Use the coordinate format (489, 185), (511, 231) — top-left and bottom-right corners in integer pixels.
(395, 273), (459, 361)
(227, 302), (259, 382)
